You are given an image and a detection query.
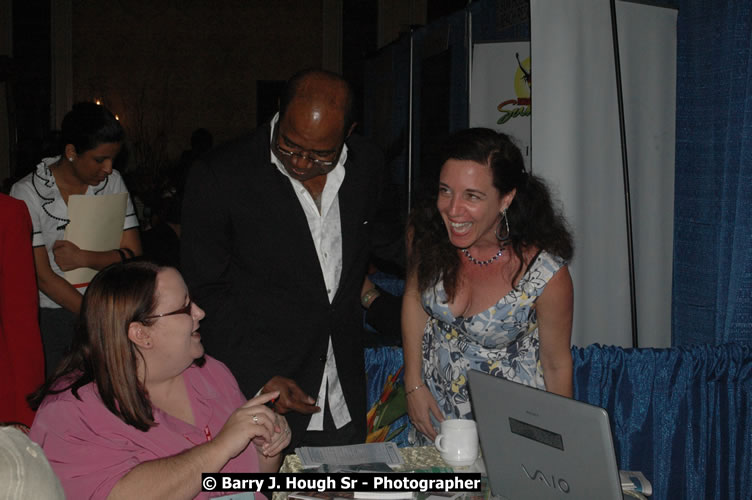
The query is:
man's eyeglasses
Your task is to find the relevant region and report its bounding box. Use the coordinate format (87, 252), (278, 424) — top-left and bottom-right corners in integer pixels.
(273, 123), (341, 167)
(274, 143), (338, 167)
(145, 300), (193, 320)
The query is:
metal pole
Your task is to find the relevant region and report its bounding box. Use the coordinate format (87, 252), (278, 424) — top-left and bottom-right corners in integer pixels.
(610, 0), (639, 348)
(467, 5), (473, 127)
(407, 29), (414, 213)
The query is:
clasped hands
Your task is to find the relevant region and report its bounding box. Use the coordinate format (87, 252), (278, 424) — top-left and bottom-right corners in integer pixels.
(218, 391), (291, 459)
(215, 377), (317, 459)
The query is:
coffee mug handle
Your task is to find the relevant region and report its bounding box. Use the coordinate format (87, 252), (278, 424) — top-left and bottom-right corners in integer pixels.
(434, 434), (447, 453)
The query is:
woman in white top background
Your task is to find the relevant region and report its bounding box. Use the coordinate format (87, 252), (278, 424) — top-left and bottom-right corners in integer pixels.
(11, 101), (142, 376)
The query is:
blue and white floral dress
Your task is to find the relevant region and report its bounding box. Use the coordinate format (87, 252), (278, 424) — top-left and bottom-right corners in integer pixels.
(412, 250), (566, 443)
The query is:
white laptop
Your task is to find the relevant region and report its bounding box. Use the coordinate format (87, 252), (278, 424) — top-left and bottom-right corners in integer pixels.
(467, 370), (626, 500)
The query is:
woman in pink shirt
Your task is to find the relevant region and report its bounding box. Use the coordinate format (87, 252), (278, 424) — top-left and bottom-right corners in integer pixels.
(29, 261), (290, 499)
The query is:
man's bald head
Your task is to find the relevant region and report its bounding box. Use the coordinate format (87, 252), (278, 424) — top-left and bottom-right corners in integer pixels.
(279, 69), (354, 134)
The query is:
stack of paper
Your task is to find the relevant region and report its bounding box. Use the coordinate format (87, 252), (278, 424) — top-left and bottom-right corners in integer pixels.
(353, 492), (414, 499)
(295, 442), (404, 468)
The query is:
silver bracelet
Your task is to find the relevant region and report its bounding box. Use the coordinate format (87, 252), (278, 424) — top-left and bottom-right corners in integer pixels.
(405, 382), (425, 395)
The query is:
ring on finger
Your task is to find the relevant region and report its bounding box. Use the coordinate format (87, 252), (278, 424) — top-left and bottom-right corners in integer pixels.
(252, 415), (260, 424)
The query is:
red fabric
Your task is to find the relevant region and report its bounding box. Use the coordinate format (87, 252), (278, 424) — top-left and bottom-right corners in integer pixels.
(0, 194), (44, 426)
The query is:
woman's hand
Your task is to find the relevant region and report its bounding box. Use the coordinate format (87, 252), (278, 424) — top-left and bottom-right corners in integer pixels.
(52, 240), (84, 271)
(406, 385), (444, 441)
(213, 391), (281, 460)
(402, 268), (441, 441)
(252, 413), (291, 457)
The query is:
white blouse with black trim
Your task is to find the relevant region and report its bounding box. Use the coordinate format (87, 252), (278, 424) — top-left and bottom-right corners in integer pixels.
(10, 156), (139, 308)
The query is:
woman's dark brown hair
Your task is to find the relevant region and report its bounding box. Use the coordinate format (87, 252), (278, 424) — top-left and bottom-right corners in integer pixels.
(28, 261), (204, 431)
(408, 128), (573, 300)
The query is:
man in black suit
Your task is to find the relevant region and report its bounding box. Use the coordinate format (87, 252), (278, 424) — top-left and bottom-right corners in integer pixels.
(181, 69), (389, 448)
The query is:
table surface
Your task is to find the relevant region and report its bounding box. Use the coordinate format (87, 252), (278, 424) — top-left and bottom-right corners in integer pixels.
(272, 446), (647, 500)
(279, 446), (450, 474)
(273, 446), (489, 500)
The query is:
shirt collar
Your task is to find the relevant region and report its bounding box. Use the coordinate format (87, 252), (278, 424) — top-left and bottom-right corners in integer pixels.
(31, 155), (111, 201)
(32, 156), (62, 199)
(182, 360), (221, 402)
(151, 361), (219, 429)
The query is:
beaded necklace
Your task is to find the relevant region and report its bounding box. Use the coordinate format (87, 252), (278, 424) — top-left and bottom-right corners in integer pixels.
(461, 247), (504, 266)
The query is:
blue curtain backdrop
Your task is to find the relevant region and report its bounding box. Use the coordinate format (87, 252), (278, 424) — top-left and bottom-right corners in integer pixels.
(673, 1), (752, 345)
(572, 344), (751, 500)
(365, 343), (752, 498)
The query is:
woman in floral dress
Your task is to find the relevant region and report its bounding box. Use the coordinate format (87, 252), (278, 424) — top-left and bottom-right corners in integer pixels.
(402, 128), (574, 443)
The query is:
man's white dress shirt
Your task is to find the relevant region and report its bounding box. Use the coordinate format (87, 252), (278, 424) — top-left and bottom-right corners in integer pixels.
(269, 113), (352, 431)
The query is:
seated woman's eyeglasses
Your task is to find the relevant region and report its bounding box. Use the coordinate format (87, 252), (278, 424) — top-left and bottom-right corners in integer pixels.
(145, 301), (192, 319)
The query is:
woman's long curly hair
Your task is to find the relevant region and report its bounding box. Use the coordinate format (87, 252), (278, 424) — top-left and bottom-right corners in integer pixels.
(408, 128), (573, 300)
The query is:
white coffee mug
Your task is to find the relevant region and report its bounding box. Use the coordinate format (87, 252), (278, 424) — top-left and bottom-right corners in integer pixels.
(434, 418), (479, 467)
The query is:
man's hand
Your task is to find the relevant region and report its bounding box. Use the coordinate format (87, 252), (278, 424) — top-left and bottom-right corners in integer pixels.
(262, 376), (320, 415)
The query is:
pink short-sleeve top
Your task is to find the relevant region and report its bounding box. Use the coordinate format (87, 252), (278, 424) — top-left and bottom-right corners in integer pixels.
(30, 356), (262, 500)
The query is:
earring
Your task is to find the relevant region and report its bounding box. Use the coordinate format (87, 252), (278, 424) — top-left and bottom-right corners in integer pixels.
(145, 342), (151, 347)
(68, 157), (74, 162)
(496, 209), (510, 241)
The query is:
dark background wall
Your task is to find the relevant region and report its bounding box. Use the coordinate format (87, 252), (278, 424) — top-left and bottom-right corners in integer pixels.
(73, 0), (324, 170)
(4, 0), (469, 184)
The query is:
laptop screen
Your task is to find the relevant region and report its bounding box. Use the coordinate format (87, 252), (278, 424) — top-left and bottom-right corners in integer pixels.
(467, 370), (624, 500)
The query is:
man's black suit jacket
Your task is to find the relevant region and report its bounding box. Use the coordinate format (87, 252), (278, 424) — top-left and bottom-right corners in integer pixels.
(181, 123), (387, 447)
